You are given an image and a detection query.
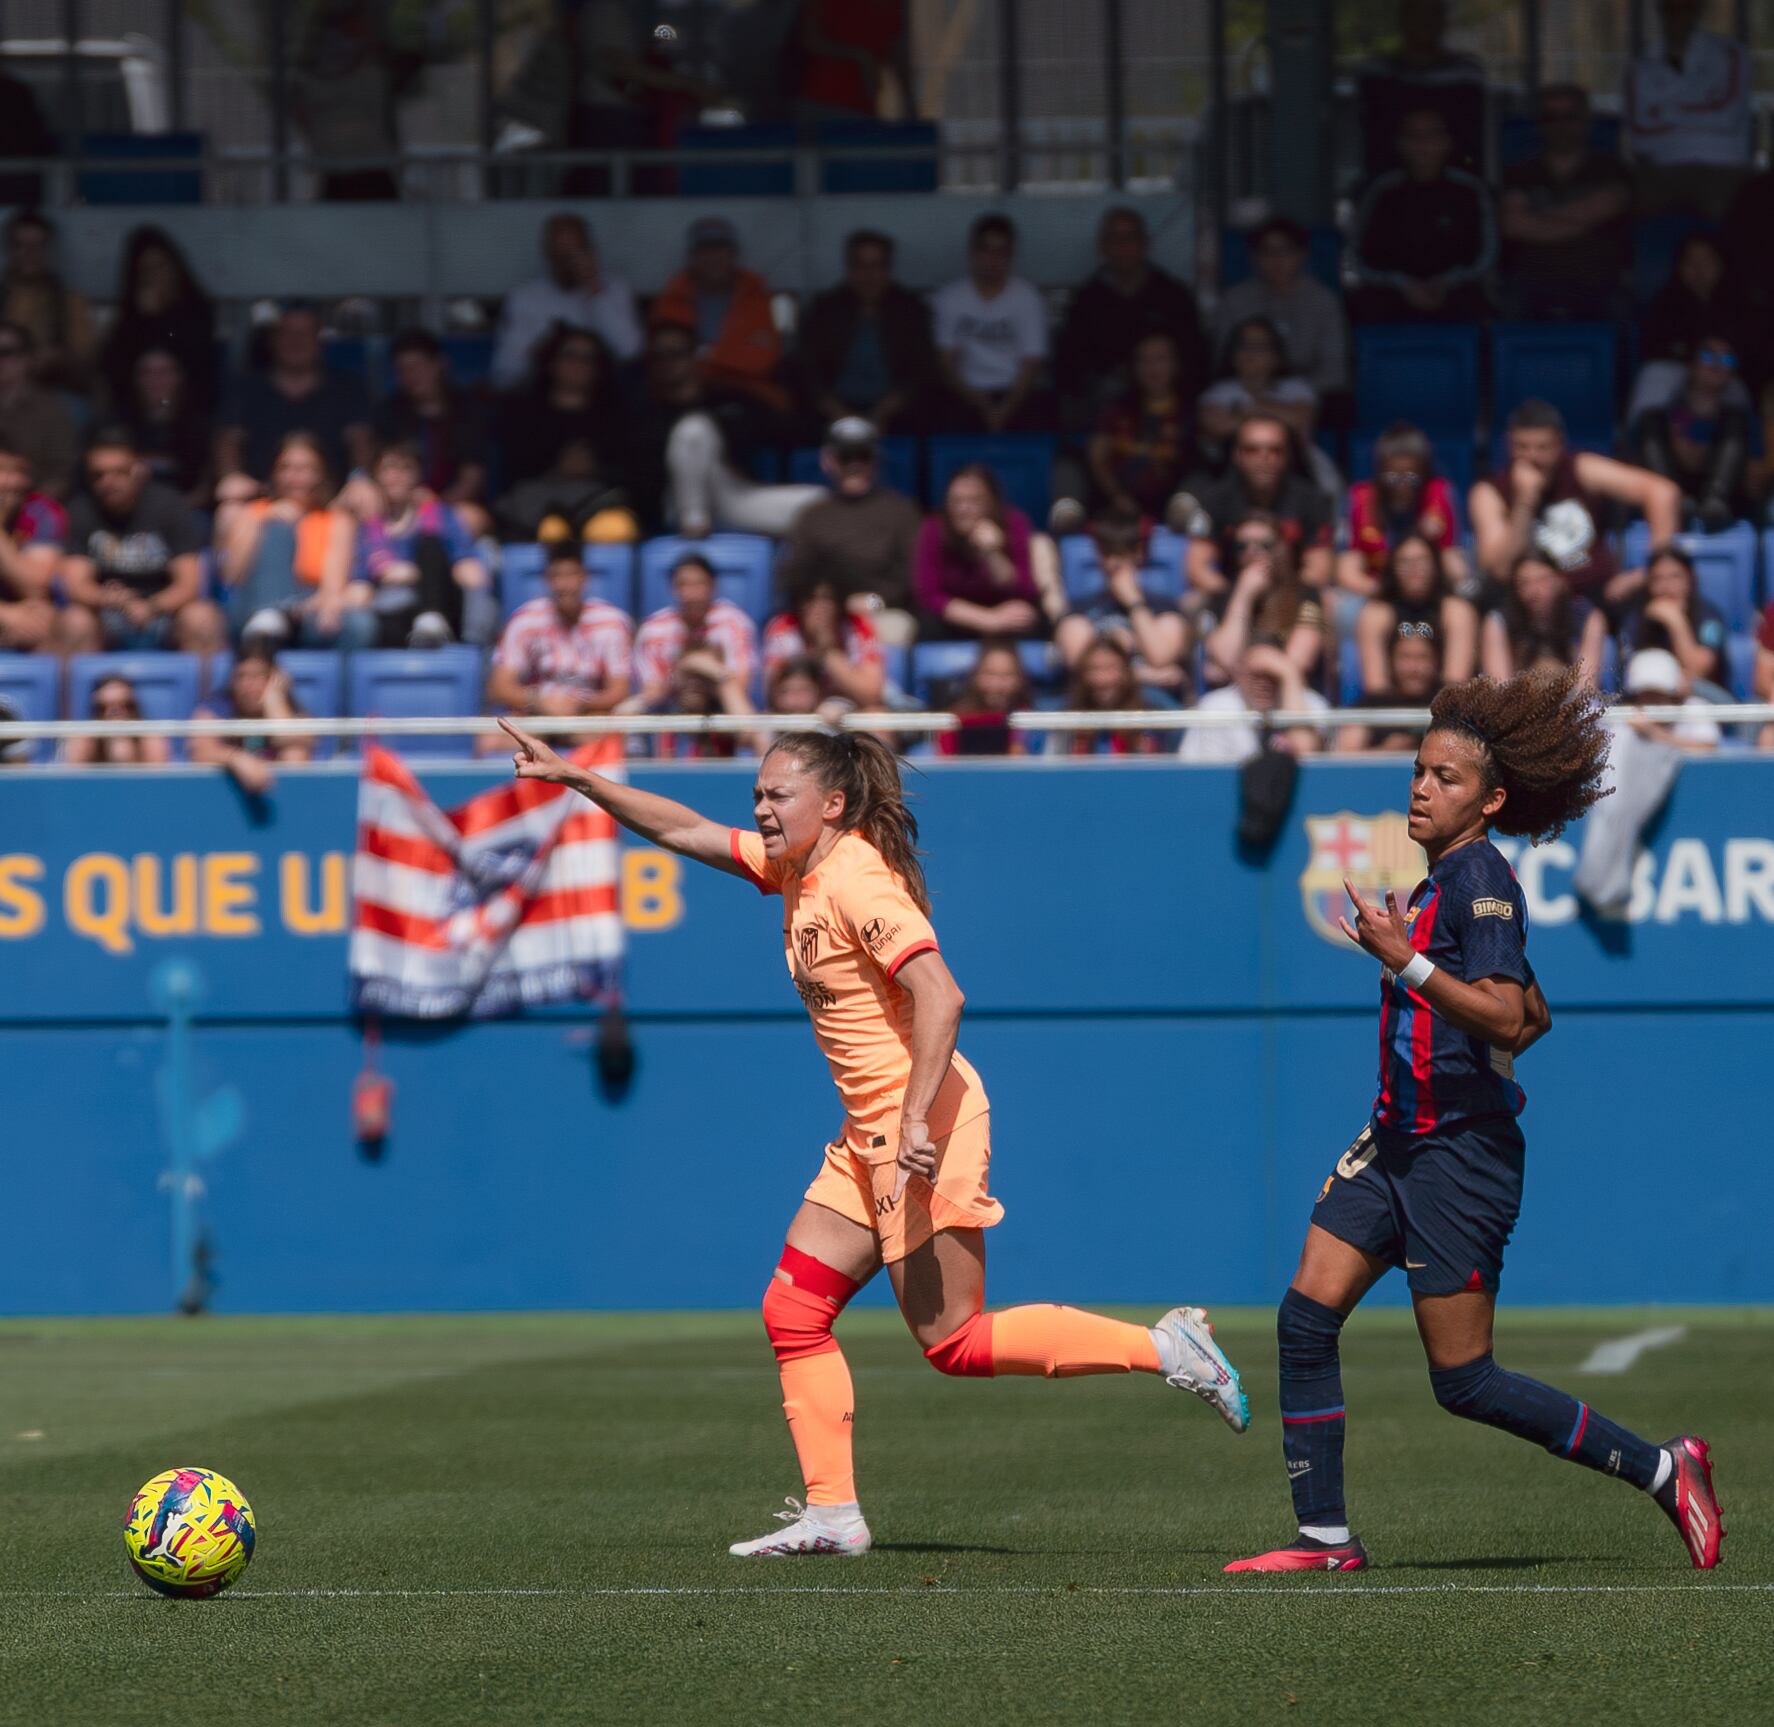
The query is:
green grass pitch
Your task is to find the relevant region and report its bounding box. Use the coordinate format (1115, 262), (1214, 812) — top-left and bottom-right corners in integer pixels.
(2, 1309), (1768, 1726)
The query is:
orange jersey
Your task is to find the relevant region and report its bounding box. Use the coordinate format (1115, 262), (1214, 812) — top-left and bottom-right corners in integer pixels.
(729, 827), (988, 1146)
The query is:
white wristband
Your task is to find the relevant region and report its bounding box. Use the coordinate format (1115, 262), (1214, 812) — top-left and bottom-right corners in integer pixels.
(1399, 953), (1436, 992)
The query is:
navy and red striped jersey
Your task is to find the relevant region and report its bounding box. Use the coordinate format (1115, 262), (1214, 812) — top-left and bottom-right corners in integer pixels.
(1373, 836), (1531, 1133)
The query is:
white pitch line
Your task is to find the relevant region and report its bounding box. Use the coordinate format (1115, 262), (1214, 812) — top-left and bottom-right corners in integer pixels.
(54, 1583), (1774, 1602)
(1577, 1325), (1688, 1374)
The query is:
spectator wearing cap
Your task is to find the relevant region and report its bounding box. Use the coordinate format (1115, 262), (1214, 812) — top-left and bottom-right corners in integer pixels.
(1054, 510), (1190, 694)
(0, 439), (64, 651)
(214, 303), (373, 491)
(375, 330), (492, 532)
(491, 213), (642, 389)
(0, 320), (76, 498)
(1, 211), (95, 392)
(915, 463), (1063, 641)
(1338, 421), (1468, 602)
(649, 217), (789, 416)
(1581, 541), (1729, 695)
(1183, 413), (1334, 600)
(1629, 331), (1758, 532)
(1054, 206), (1207, 428)
(930, 213), (1053, 434)
(1215, 218), (1349, 399)
(1470, 400), (1681, 609)
(1500, 84), (1633, 322)
(1617, 646), (1722, 751)
(63, 674), (172, 767)
(191, 647), (311, 796)
(776, 418), (922, 646)
(487, 539), (634, 721)
(792, 229), (939, 436)
(60, 428), (223, 655)
(1354, 531), (1478, 697)
(354, 443), (494, 648)
(1625, 0), (1752, 222)
(762, 577), (885, 709)
(629, 553), (760, 735)
(1351, 106), (1495, 325)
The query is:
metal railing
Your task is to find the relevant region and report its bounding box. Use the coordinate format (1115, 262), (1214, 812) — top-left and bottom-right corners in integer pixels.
(4, 704), (1770, 750)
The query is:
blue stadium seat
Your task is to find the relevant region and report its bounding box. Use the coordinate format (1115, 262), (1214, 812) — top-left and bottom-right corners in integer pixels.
(1491, 323), (1617, 451)
(1496, 112), (1620, 167)
(0, 653), (58, 762)
(817, 119), (939, 193)
(68, 653), (201, 754)
(637, 535), (775, 623)
(347, 646), (484, 757)
(1725, 633), (1757, 701)
(678, 124), (796, 196)
(1353, 325), (1480, 436)
(78, 132), (203, 204)
(909, 639), (1054, 702)
(442, 333), (494, 388)
(1632, 213), (1714, 307)
(322, 336), (372, 386)
(1220, 225), (1344, 292)
(926, 435), (1057, 524)
(1622, 521), (1758, 630)
(1338, 636), (1364, 706)
(1057, 534), (1186, 604)
(786, 437), (921, 499)
(879, 642), (910, 698)
(499, 543), (637, 620)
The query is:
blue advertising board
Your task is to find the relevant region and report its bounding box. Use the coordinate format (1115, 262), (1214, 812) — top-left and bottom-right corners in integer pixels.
(1, 757), (1769, 1313)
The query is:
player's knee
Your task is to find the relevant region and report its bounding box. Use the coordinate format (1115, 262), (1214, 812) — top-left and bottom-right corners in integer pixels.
(1428, 1352), (1499, 1420)
(1277, 1287), (1346, 1375)
(923, 1311), (994, 1377)
(760, 1275), (838, 1363)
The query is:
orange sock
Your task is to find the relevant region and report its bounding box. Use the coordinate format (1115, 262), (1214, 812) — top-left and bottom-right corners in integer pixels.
(761, 1248), (862, 1507)
(777, 1349), (856, 1504)
(981, 1304), (1160, 1378)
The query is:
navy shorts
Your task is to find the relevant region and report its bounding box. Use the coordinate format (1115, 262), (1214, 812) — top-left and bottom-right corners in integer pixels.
(1309, 1115), (1526, 1296)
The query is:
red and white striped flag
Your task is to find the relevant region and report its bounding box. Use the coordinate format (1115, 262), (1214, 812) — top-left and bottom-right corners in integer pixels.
(349, 741), (625, 1018)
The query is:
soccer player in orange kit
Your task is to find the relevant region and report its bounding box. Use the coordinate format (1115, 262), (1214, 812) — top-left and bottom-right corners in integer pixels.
(499, 717), (1248, 1556)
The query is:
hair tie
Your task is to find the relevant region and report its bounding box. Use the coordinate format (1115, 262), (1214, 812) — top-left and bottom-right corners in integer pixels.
(1455, 716), (1494, 748)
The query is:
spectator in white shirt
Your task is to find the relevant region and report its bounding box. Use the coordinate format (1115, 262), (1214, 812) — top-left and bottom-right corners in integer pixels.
(491, 214), (642, 388)
(1618, 646), (1721, 751)
(485, 539), (633, 719)
(930, 213), (1052, 434)
(1625, 0), (1752, 220)
(1179, 637), (1328, 765)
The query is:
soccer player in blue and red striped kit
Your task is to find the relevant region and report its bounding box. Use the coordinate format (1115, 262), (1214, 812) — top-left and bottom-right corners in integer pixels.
(1228, 666), (1724, 1572)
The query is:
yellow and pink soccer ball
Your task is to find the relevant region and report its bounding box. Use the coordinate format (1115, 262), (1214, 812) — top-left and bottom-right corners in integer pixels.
(122, 1467), (257, 1598)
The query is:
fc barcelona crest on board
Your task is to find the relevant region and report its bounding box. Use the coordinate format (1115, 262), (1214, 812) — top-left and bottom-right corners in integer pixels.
(1299, 811), (1425, 946)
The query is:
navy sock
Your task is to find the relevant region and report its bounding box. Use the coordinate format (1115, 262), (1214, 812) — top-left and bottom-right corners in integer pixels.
(1428, 1354), (1662, 1490)
(1278, 1289), (1349, 1527)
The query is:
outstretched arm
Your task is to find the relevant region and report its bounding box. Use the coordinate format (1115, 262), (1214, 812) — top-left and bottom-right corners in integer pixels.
(499, 717), (748, 877)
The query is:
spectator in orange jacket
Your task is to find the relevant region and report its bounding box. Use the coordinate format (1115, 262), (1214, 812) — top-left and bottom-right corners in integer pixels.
(649, 216), (788, 415)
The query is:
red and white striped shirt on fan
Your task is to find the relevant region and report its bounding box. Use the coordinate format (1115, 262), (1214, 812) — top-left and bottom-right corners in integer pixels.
(761, 610), (882, 677)
(632, 600), (759, 691)
(492, 598), (634, 699)
(349, 740), (625, 1019)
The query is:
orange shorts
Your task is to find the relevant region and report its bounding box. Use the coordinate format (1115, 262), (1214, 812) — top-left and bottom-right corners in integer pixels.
(803, 1113), (1004, 1264)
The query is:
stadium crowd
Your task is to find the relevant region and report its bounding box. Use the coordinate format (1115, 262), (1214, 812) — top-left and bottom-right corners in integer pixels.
(3, 0), (1774, 766)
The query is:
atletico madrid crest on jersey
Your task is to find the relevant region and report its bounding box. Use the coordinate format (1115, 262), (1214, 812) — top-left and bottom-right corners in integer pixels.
(1299, 811), (1425, 946)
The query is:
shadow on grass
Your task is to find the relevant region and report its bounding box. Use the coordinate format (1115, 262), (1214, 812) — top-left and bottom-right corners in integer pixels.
(1389, 1555), (1568, 1571)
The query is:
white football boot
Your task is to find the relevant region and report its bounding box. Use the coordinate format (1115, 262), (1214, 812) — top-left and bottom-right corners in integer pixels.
(728, 1496), (873, 1558)
(1153, 1306), (1251, 1433)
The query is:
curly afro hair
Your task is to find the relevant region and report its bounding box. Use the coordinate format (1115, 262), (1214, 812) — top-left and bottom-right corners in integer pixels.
(1428, 665), (1612, 844)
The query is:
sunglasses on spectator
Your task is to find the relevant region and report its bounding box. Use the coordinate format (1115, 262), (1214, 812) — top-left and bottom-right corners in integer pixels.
(1379, 467), (1425, 484)
(1696, 347), (1737, 369)
(1235, 535), (1277, 554)
(1397, 621), (1437, 639)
